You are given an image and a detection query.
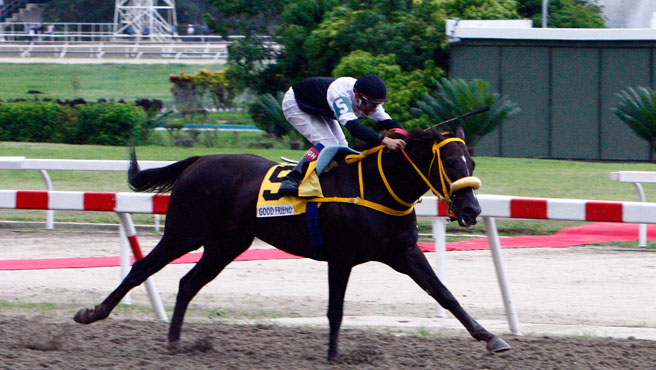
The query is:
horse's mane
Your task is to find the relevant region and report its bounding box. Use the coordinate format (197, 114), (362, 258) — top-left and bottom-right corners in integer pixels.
(390, 128), (456, 142)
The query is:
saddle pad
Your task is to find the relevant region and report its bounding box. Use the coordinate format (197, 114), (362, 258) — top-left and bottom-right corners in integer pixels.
(256, 162), (323, 218)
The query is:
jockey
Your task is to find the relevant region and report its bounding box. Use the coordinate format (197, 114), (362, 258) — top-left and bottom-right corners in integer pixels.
(278, 73), (407, 196)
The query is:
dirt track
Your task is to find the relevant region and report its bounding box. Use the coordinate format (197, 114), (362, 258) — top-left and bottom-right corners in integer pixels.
(1, 229), (656, 369)
(2, 314), (656, 370)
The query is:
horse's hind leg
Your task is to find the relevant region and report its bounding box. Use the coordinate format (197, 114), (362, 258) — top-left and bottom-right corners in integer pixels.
(168, 237), (252, 344)
(381, 246), (511, 352)
(74, 234), (202, 325)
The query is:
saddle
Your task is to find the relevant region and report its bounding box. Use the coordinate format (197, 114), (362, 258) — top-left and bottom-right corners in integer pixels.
(256, 146), (359, 218)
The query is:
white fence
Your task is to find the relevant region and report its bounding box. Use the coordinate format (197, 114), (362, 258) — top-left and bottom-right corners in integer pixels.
(0, 40), (231, 61)
(609, 171), (656, 247)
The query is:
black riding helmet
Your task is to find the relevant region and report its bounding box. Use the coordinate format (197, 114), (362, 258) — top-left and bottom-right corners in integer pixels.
(354, 74), (388, 103)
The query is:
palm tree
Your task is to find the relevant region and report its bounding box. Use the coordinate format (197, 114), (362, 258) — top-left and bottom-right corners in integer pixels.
(248, 92), (289, 138)
(612, 86), (656, 159)
(410, 78), (520, 153)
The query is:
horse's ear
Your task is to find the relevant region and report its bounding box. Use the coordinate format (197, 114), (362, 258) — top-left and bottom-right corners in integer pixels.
(430, 126), (444, 141)
(455, 125), (466, 140)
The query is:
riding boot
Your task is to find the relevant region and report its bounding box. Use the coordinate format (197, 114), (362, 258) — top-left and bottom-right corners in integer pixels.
(279, 143), (324, 197)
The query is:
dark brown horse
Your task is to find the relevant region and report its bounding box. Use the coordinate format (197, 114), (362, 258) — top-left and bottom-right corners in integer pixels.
(74, 128), (510, 360)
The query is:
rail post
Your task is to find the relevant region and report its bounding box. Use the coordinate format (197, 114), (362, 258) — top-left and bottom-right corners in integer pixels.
(432, 217), (448, 318)
(117, 212), (168, 321)
(483, 216), (522, 335)
(37, 170), (54, 229)
(118, 222), (132, 305)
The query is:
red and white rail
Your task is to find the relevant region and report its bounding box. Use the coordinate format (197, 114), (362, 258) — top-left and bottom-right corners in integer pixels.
(5, 190), (656, 222)
(0, 190), (170, 214)
(415, 194), (656, 223)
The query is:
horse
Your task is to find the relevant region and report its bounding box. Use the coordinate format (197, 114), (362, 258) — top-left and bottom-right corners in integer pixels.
(73, 127), (511, 360)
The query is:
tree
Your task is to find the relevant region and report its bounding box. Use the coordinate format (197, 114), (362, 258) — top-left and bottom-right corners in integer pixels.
(612, 86), (656, 159)
(43, 0), (113, 22)
(207, 0), (287, 34)
(279, 0), (339, 82)
(410, 78), (521, 152)
(287, 1), (447, 79)
(438, 0), (520, 19)
(516, 0), (605, 28)
(333, 50), (444, 126)
(225, 36), (284, 94)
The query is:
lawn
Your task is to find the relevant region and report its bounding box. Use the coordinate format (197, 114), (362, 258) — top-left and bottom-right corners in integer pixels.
(0, 63), (225, 104)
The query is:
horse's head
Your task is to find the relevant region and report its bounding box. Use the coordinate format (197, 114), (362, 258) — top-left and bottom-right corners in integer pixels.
(399, 127), (481, 227)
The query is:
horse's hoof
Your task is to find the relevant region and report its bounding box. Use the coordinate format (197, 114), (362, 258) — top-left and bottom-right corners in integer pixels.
(73, 308), (92, 324)
(486, 336), (511, 353)
(327, 351), (338, 361)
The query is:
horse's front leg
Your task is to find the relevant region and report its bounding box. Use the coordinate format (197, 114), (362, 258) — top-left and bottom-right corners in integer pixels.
(381, 245), (511, 353)
(326, 262), (353, 361)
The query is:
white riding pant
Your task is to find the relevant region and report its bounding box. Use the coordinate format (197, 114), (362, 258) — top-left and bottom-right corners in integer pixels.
(282, 87), (348, 147)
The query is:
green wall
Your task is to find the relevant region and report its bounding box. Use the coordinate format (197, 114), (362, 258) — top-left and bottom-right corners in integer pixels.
(450, 39), (654, 161)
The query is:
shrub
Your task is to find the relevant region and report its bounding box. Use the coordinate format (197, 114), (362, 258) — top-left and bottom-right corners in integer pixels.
(410, 78), (520, 152)
(248, 92), (291, 138)
(169, 69), (232, 111)
(69, 102), (145, 145)
(0, 101), (72, 142)
(135, 98), (164, 111)
(612, 86), (656, 159)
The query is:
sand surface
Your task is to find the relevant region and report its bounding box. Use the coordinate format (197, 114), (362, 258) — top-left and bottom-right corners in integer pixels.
(1, 229), (655, 369)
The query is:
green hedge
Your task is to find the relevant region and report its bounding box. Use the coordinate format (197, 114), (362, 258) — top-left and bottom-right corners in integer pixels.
(0, 100), (145, 145)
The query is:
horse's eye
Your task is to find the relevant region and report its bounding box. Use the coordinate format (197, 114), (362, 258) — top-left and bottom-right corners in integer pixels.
(445, 158), (459, 168)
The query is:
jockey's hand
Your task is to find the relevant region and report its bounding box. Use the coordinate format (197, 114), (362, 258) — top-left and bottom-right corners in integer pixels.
(382, 137), (406, 151)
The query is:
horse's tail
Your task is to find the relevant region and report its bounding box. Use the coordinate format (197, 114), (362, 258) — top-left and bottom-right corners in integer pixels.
(128, 147), (201, 193)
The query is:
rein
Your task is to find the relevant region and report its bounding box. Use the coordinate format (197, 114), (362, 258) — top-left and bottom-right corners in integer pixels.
(307, 137), (481, 217)
(400, 138), (481, 204)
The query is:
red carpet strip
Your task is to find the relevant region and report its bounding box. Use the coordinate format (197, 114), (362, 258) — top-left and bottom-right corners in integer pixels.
(1, 223), (653, 271)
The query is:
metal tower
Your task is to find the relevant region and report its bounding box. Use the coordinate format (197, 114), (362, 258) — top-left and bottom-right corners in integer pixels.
(114, 0), (178, 41)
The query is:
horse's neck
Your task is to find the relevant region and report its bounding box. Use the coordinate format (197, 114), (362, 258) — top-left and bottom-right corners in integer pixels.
(358, 152), (428, 206)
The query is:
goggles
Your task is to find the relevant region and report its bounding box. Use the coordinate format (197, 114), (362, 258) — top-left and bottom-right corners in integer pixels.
(357, 92), (386, 111)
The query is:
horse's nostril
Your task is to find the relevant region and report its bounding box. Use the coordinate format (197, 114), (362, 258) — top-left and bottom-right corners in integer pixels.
(462, 207), (480, 218)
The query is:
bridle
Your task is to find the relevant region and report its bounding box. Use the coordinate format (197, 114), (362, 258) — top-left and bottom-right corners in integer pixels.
(400, 137), (481, 204)
(340, 136), (481, 216)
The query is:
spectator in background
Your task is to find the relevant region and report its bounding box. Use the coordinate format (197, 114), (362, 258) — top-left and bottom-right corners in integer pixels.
(46, 23), (55, 41)
(36, 24), (44, 41)
(26, 25), (35, 41)
(201, 23), (210, 41)
(186, 23), (195, 41)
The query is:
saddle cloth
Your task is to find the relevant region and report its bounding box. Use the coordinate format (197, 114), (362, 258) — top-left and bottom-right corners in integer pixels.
(255, 146), (358, 218)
